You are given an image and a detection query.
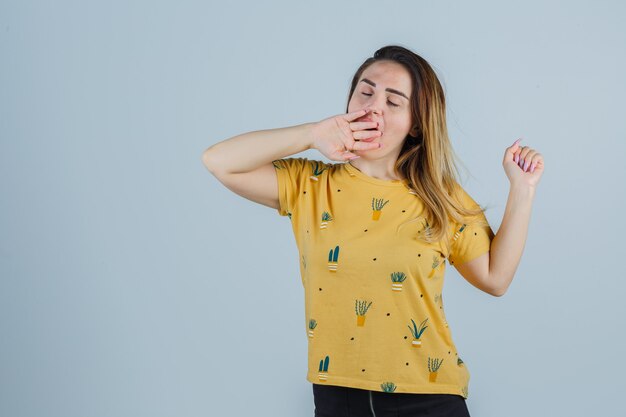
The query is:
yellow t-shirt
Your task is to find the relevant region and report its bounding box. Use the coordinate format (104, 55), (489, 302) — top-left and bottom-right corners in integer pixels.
(272, 157), (495, 399)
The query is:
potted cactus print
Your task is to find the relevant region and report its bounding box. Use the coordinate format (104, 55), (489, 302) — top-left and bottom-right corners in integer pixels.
(381, 382), (397, 392)
(427, 255), (442, 278)
(308, 319), (317, 338)
(328, 245), (340, 272)
(371, 198), (389, 220)
(457, 357), (464, 366)
(452, 224), (467, 243)
(320, 211), (333, 229)
(423, 219), (433, 240)
(408, 318), (428, 348)
(428, 357), (444, 382)
(309, 161), (327, 181)
(355, 299), (372, 326)
(391, 272), (407, 292)
(318, 355), (330, 381)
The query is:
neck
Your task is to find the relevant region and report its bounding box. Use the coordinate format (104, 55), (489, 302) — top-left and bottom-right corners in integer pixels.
(349, 158), (403, 181)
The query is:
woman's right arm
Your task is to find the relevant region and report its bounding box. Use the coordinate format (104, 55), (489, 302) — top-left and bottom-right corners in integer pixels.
(201, 109), (381, 210)
(202, 122), (315, 175)
(201, 123), (316, 210)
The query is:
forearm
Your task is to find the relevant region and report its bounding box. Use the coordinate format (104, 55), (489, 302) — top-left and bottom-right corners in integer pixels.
(489, 184), (536, 294)
(202, 122), (316, 174)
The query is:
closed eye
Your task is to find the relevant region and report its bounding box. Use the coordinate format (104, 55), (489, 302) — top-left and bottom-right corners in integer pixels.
(361, 92), (399, 107)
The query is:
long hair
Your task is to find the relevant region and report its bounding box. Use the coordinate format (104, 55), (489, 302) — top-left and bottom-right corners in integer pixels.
(345, 45), (489, 254)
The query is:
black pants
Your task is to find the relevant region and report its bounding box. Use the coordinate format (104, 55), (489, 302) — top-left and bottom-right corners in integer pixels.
(313, 383), (471, 417)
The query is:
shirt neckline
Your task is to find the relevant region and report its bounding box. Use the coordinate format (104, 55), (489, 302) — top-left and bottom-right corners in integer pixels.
(343, 161), (408, 187)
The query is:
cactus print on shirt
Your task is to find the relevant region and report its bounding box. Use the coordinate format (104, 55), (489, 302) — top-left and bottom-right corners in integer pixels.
(273, 157), (494, 399)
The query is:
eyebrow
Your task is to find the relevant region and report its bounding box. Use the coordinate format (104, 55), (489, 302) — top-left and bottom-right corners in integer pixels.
(360, 78), (409, 100)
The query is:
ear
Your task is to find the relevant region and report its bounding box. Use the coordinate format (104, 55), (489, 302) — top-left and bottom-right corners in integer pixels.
(409, 125), (419, 137)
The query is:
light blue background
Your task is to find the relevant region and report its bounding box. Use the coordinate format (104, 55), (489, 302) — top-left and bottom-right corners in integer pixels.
(2, 1), (625, 416)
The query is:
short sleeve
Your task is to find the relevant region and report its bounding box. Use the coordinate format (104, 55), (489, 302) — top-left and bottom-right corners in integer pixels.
(447, 185), (495, 266)
(272, 157), (311, 217)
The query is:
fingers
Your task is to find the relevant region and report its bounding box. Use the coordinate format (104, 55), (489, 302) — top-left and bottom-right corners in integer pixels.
(514, 146), (533, 168)
(507, 138), (529, 164)
(522, 152), (543, 173)
(507, 138), (522, 158)
(344, 108), (369, 122)
(510, 144), (543, 173)
(509, 138), (522, 152)
(505, 138), (543, 173)
(353, 129), (382, 140)
(331, 108), (382, 160)
(341, 149), (360, 160)
(339, 141), (381, 161)
(508, 139), (524, 164)
(349, 121), (378, 131)
(519, 150), (535, 171)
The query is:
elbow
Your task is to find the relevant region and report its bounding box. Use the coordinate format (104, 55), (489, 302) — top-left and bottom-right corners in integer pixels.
(484, 272), (508, 297)
(202, 148), (219, 172)
(490, 284), (508, 297)
(478, 283), (505, 297)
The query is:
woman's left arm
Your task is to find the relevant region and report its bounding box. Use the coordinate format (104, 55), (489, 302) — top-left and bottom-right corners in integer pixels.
(455, 138), (544, 296)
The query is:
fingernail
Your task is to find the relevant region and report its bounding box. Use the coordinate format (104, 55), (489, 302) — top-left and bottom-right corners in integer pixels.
(523, 160), (529, 171)
(514, 154), (519, 163)
(513, 138), (521, 146)
(379, 143), (383, 148)
(349, 156), (360, 160)
(530, 162), (536, 173)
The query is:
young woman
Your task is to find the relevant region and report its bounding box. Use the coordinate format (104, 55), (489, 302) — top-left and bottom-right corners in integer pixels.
(202, 45), (543, 417)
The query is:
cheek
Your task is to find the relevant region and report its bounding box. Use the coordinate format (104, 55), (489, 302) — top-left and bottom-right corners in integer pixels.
(347, 95), (361, 112)
(388, 114), (411, 131)
(395, 113), (412, 131)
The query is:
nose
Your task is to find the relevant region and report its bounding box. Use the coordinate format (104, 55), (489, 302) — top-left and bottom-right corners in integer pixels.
(365, 105), (383, 118)
(366, 97), (384, 117)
